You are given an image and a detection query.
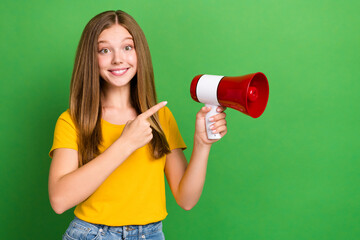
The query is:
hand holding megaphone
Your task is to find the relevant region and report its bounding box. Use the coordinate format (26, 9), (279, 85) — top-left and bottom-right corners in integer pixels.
(190, 72), (269, 139)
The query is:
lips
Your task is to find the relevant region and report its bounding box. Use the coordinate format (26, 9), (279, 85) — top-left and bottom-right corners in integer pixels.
(109, 68), (129, 76)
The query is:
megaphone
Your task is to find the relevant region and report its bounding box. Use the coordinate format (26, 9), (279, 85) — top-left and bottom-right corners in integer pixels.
(190, 72), (269, 139)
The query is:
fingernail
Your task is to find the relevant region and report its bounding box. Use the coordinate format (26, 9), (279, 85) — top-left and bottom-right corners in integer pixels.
(162, 101), (168, 105)
(209, 117), (214, 121)
(209, 125), (214, 129)
(212, 130), (217, 133)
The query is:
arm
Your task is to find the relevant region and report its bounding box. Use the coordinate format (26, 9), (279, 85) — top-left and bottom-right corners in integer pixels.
(48, 102), (167, 214)
(165, 106), (227, 210)
(48, 140), (132, 214)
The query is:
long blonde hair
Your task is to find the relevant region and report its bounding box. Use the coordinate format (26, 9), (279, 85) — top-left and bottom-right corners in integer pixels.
(70, 10), (170, 166)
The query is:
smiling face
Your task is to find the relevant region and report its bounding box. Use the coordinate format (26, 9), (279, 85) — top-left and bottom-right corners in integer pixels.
(97, 24), (137, 89)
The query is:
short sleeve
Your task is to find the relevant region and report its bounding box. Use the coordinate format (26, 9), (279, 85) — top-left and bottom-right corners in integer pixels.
(161, 107), (187, 151)
(49, 110), (78, 158)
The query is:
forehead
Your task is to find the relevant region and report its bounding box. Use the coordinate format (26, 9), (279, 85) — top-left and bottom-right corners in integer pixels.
(98, 24), (133, 43)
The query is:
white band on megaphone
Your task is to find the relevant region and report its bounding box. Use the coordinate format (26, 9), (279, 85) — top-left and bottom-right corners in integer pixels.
(196, 75), (224, 106)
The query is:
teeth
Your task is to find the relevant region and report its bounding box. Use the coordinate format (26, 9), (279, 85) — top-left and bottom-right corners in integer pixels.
(112, 69), (127, 74)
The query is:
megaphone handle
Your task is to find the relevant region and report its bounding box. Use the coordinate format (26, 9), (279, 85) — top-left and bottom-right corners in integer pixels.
(205, 104), (222, 140)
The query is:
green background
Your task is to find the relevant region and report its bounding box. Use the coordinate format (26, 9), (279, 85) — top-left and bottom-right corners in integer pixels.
(1, 0), (359, 239)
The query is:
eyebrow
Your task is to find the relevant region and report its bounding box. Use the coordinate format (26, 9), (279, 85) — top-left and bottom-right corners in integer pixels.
(98, 37), (133, 44)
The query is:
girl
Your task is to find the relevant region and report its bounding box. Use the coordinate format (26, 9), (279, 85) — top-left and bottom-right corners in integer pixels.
(48, 10), (227, 240)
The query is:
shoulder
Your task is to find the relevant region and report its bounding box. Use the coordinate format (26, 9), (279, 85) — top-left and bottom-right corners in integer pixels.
(158, 106), (175, 121)
(58, 109), (71, 120)
(158, 106), (181, 132)
(50, 109), (78, 158)
(158, 105), (186, 149)
(56, 109), (76, 130)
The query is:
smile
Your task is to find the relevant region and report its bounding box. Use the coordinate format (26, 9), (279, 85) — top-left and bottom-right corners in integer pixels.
(109, 68), (129, 76)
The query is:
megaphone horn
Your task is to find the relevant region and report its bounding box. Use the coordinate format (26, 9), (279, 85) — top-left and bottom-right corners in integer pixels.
(190, 72), (269, 139)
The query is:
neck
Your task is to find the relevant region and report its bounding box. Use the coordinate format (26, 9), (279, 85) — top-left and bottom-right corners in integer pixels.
(101, 82), (133, 110)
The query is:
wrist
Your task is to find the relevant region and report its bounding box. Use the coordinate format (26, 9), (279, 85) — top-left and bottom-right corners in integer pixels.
(193, 136), (212, 150)
(114, 136), (134, 157)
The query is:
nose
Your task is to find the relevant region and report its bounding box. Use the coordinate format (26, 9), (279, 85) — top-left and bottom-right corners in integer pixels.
(112, 50), (123, 65)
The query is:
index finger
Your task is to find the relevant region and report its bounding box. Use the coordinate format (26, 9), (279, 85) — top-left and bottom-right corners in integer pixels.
(216, 106), (227, 112)
(139, 101), (167, 119)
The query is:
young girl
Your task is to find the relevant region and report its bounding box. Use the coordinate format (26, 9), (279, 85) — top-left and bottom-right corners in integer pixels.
(48, 10), (227, 240)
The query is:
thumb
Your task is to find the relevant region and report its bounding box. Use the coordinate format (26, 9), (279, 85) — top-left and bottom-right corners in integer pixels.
(197, 106), (211, 118)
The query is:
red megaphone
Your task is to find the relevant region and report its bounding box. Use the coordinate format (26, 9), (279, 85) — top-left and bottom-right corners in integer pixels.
(190, 72), (269, 139)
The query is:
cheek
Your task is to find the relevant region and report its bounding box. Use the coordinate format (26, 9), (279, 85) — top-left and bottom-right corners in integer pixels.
(97, 55), (109, 69)
(128, 52), (137, 67)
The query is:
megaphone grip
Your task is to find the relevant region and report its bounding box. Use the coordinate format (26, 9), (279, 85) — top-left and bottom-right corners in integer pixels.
(205, 104), (222, 140)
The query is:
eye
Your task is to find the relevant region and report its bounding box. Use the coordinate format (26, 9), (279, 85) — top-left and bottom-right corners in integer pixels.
(99, 48), (110, 54)
(124, 45), (133, 51)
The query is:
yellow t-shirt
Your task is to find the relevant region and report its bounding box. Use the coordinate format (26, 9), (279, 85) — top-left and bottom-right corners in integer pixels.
(49, 106), (186, 226)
